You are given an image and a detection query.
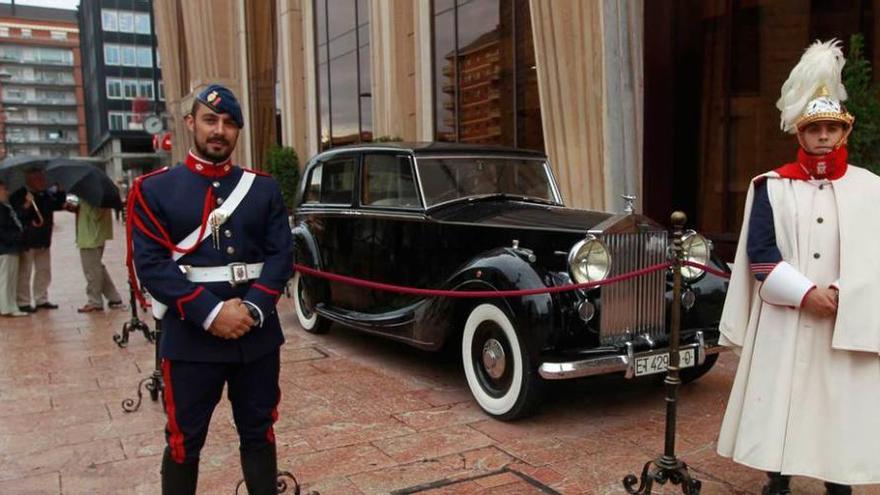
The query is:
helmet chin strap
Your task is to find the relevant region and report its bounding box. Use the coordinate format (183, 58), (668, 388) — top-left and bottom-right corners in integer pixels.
(796, 124), (852, 155)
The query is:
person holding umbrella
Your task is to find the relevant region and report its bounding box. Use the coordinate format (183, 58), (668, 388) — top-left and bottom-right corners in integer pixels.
(10, 168), (68, 312)
(0, 179), (29, 317)
(37, 158), (124, 313)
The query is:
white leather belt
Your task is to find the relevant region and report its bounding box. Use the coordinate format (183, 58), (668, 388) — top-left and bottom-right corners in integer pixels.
(181, 262), (264, 285)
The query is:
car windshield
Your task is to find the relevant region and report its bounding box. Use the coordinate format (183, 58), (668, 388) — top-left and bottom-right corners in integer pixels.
(416, 157), (558, 207)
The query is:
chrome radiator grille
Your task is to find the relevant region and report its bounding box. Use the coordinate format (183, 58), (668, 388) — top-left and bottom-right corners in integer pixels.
(599, 231), (668, 346)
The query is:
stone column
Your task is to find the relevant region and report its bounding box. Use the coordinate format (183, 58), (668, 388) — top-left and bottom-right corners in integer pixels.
(153, 0), (253, 167)
(370, 0), (417, 141)
(277, 0), (311, 161)
(601, 0), (643, 212)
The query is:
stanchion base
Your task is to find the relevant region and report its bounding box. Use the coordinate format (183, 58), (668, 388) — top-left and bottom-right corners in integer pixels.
(233, 470), (319, 494)
(622, 457), (701, 495)
(113, 318), (154, 348)
(121, 372), (163, 413)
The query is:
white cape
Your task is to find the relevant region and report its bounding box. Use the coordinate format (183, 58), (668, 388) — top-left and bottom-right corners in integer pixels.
(717, 165), (880, 485)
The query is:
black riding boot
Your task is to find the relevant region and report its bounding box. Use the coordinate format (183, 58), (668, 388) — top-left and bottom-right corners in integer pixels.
(241, 444), (278, 495)
(762, 472), (791, 495)
(825, 482), (852, 495)
(161, 449), (199, 495)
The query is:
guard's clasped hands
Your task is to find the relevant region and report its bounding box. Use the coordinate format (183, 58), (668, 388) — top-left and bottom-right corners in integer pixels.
(208, 298), (255, 339)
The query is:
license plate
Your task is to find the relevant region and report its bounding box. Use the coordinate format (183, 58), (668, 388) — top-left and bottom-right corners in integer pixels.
(634, 349), (696, 377)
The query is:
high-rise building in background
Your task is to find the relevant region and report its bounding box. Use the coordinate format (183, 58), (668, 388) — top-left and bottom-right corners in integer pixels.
(0, 3), (87, 160)
(78, 0), (165, 181)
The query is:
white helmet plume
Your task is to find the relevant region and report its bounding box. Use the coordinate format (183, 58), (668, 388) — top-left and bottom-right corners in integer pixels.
(776, 39), (848, 133)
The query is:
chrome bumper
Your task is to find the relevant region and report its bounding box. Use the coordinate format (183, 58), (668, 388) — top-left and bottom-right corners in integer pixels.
(538, 331), (726, 380)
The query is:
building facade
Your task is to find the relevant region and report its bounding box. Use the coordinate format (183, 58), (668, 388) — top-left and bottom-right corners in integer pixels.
(0, 4), (87, 160)
(153, 0), (880, 260)
(78, 0), (166, 181)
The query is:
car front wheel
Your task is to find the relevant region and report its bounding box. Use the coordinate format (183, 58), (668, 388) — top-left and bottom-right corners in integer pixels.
(461, 303), (542, 420)
(292, 272), (330, 334)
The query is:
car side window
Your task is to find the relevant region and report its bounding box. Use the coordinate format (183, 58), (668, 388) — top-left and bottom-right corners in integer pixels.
(361, 154), (420, 208)
(304, 163), (322, 204)
(317, 157), (356, 205)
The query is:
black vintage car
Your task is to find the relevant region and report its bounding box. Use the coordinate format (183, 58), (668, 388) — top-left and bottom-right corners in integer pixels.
(291, 142), (728, 420)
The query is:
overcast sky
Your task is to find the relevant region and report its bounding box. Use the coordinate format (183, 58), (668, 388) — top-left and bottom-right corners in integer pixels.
(0, 0), (79, 10)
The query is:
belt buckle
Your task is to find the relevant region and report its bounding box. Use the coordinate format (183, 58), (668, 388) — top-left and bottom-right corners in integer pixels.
(229, 262), (249, 286)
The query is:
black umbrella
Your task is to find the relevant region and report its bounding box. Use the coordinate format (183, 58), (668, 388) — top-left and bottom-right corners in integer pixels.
(0, 156), (49, 192)
(44, 159), (122, 210)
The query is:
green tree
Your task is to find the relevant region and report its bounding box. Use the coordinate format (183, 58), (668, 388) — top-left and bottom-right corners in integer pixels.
(842, 33), (880, 175)
(263, 145), (301, 212)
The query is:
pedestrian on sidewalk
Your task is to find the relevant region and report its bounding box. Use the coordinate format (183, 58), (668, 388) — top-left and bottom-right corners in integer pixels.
(0, 179), (30, 318)
(716, 39), (880, 494)
(130, 84), (293, 495)
(11, 169), (68, 313)
(74, 197), (122, 313)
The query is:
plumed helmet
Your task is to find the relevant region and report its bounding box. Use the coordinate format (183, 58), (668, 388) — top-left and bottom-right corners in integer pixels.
(776, 39), (854, 134)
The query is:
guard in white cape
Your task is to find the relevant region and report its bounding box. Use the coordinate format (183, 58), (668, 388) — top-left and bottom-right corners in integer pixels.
(716, 39), (880, 494)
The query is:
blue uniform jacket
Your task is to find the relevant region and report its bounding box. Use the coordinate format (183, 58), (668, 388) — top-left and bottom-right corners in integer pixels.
(132, 161), (294, 363)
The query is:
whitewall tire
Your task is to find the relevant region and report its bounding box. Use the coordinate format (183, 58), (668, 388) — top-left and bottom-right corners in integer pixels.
(461, 303), (542, 420)
(293, 272), (329, 334)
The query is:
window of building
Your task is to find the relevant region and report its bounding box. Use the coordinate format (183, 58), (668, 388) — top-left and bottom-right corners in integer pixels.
(102, 9), (118, 32)
(126, 113), (143, 130)
(107, 78), (122, 99)
(156, 50), (160, 68)
(39, 89), (71, 102)
(136, 46), (152, 67)
(118, 12), (135, 33)
(123, 79), (138, 99)
(50, 31), (67, 41)
(121, 45), (136, 66)
(431, 0), (544, 150)
(314, 0), (372, 151)
(109, 112), (125, 130)
(20, 28), (31, 38)
(158, 81), (165, 101)
(37, 48), (71, 65)
(3, 88), (25, 100)
(104, 44), (120, 65)
(135, 13), (151, 34)
(0, 27), (9, 37)
(138, 79), (154, 99)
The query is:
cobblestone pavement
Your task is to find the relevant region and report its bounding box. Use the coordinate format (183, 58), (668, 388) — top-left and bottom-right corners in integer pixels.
(1, 213), (878, 495)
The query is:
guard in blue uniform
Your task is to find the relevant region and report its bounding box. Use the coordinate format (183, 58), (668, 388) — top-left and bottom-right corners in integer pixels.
(129, 85), (293, 495)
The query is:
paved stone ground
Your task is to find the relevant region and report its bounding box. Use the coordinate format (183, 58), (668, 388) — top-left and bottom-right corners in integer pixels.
(1, 213), (878, 495)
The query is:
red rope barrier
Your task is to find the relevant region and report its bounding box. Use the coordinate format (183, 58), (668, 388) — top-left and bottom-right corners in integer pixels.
(292, 260), (730, 299)
(293, 263), (669, 298)
(683, 260), (731, 279)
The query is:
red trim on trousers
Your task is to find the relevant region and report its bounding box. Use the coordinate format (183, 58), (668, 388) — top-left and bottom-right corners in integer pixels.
(161, 359), (187, 463)
(266, 387), (280, 444)
(176, 287), (204, 320)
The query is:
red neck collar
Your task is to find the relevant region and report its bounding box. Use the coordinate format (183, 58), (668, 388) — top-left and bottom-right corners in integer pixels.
(185, 150), (234, 179)
(775, 146), (848, 181)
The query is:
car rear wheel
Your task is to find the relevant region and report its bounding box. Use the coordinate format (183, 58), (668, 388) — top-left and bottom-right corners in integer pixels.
(461, 303), (542, 420)
(293, 272), (330, 334)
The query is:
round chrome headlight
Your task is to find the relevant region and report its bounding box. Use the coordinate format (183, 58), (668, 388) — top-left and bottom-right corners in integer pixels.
(681, 231), (711, 281)
(568, 236), (611, 284)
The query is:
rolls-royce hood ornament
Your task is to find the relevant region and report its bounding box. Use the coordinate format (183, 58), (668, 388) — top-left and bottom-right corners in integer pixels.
(622, 194), (637, 214)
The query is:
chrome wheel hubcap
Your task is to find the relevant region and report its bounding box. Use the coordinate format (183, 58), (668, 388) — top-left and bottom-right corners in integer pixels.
(482, 339), (506, 380)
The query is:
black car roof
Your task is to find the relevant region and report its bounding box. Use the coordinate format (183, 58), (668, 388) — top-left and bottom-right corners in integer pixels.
(314, 142), (547, 159)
